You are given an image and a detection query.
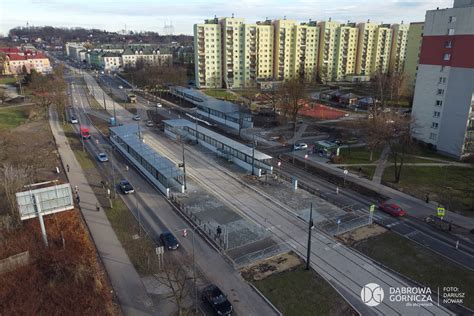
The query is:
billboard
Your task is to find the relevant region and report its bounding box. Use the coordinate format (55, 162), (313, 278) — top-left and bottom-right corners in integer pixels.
(16, 183), (74, 220)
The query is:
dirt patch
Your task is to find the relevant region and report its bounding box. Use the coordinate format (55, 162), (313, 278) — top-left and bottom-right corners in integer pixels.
(338, 224), (387, 246)
(240, 251), (302, 281)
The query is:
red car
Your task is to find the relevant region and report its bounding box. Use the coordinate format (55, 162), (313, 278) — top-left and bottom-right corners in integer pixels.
(379, 202), (406, 217)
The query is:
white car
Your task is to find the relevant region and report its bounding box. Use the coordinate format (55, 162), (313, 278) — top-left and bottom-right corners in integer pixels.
(156, 102), (162, 108)
(133, 115), (141, 121)
(118, 85), (123, 89)
(294, 143), (308, 150)
(97, 152), (108, 162)
(70, 116), (78, 124)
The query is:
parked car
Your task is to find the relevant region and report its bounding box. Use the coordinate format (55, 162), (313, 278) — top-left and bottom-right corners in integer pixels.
(133, 115), (141, 121)
(379, 202), (406, 217)
(119, 179), (134, 194)
(160, 231), (179, 250)
(345, 137), (358, 144)
(146, 120), (154, 127)
(97, 152), (108, 162)
(156, 102), (162, 108)
(201, 285), (233, 315)
(294, 143), (308, 150)
(118, 85), (123, 89)
(70, 116), (78, 124)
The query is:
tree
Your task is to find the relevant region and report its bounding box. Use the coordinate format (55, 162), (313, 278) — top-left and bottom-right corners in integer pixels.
(0, 162), (33, 224)
(152, 255), (194, 315)
(277, 78), (307, 134)
(371, 70), (390, 109)
(388, 71), (409, 106)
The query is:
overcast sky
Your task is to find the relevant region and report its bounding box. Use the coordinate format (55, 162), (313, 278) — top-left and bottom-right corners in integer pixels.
(0, 0), (453, 36)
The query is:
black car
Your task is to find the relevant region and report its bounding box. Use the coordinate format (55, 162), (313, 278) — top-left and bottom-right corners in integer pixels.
(160, 231), (179, 250)
(119, 179), (134, 194)
(202, 285), (233, 315)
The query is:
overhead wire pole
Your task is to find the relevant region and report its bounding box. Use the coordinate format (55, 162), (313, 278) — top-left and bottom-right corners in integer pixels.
(306, 202), (314, 270)
(252, 135), (256, 175)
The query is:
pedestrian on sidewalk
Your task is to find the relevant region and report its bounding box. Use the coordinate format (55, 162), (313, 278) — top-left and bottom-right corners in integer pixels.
(96, 203), (100, 212)
(425, 193), (430, 204)
(74, 185), (79, 195)
(76, 194), (80, 204)
(67, 164), (70, 172)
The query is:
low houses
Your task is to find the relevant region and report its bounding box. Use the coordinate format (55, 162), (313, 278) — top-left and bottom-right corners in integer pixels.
(340, 93), (358, 106)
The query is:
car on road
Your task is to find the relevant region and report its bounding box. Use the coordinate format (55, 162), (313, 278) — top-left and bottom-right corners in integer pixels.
(119, 179), (135, 194)
(379, 201), (406, 217)
(156, 102), (162, 108)
(293, 143), (308, 150)
(97, 152), (108, 162)
(201, 285), (233, 315)
(133, 115), (141, 121)
(118, 85), (123, 89)
(70, 116), (78, 124)
(146, 120), (154, 127)
(160, 231), (179, 250)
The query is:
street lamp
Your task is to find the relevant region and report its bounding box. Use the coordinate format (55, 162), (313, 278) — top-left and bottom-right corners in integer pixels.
(135, 187), (141, 235)
(306, 203), (314, 270)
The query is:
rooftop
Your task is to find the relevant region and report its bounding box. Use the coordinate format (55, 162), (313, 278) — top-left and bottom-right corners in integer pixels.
(163, 119), (272, 161)
(109, 124), (183, 179)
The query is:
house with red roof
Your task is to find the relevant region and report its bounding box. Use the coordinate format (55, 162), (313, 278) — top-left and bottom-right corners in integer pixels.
(1, 47), (52, 75)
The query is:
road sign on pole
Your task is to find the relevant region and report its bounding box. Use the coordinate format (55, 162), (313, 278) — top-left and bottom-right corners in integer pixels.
(437, 207), (446, 217)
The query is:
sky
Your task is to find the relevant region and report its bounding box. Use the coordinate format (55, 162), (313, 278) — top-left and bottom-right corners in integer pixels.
(0, 0), (453, 36)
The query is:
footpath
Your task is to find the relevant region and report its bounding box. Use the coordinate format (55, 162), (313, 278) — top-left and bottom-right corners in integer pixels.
(48, 107), (153, 315)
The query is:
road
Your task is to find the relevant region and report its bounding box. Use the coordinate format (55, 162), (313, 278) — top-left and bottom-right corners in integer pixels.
(65, 66), (279, 316)
(68, 65), (456, 314)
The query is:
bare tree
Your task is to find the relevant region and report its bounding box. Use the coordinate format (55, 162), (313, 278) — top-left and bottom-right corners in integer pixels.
(277, 78), (307, 135)
(0, 162), (33, 224)
(152, 255), (194, 315)
(388, 71), (409, 107)
(371, 70), (390, 109)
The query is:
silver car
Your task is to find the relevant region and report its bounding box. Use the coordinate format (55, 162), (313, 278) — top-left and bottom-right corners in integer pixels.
(97, 152), (108, 162)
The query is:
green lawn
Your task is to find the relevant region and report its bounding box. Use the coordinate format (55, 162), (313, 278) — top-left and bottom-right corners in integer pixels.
(383, 165), (474, 215)
(339, 146), (382, 164)
(355, 231), (474, 310)
(104, 197), (160, 275)
(254, 266), (355, 316)
(0, 76), (18, 85)
(203, 89), (238, 101)
(0, 107), (29, 129)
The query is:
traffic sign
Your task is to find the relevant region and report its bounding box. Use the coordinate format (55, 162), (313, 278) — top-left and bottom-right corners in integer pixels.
(437, 207), (446, 217)
(370, 204), (376, 213)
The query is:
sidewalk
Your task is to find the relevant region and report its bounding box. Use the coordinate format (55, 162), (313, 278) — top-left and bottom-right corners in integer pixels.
(49, 107), (153, 315)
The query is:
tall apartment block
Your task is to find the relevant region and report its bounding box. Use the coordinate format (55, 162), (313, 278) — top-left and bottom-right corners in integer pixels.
(411, 0), (474, 158)
(334, 23), (358, 81)
(194, 17), (412, 88)
(389, 23), (409, 73)
(404, 22), (425, 90)
(194, 18), (222, 88)
(356, 21), (378, 76)
(317, 20), (340, 82)
(371, 24), (392, 73)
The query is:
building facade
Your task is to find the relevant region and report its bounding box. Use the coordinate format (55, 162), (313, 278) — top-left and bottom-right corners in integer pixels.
(194, 17), (415, 88)
(389, 23), (409, 73)
(411, 0), (474, 158)
(3, 50), (51, 75)
(404, 22), (425, 90)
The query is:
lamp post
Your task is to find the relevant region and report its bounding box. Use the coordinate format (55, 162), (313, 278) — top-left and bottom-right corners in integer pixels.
(136, 187), (141, 235)
(252, 135), (256, 176)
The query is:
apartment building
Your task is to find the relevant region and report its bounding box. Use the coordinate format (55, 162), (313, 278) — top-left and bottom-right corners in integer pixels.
(194, 18), (222, 88)
(411, 0), (474, 158)
(194, 17), (414, 87)
(356, 22), (378, 76)
(334, 23), (358, 81)
(243, 20), (274, 85)
(404, 22), (425, 90)
(2, 50), (51, 75)
(122, 47), (172, 69)
(371, 24), (392, 74)
(317, 20), (340, 82)
(389, 23), (410, 73)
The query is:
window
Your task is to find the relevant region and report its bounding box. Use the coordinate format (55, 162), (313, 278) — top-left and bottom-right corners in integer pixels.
(431, 122), (439, 129)
(437, 89), (444, 95)
(448, 28), (455, 35)
(439, 77), (446, 83)
(445, 41), (452, 48)
(429, 133), (437, 140)
(449, 16), (457, 23)
(434, 111), (441, 118)
(443, 53), (451, 61)
(436, 100), (443, 106)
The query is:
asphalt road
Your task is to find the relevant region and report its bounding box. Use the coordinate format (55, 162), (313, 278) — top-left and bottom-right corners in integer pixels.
(65, 67), (279, 316)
